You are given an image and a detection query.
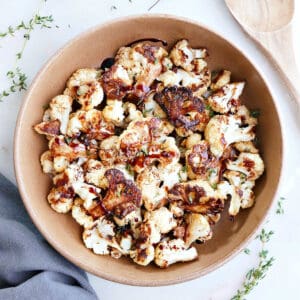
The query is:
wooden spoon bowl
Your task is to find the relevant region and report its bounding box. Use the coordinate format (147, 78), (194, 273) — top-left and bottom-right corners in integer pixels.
(225, 0), (300, 103)
(14, 15), (283, 286)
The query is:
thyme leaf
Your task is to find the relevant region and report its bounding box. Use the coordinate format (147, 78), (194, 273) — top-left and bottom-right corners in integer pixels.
(0, 1), (55, 102)
(276, 197), (285, 215)
(231, 227), (275, 300)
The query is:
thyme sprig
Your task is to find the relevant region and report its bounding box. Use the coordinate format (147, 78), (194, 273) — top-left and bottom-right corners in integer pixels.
(276, 197), (285, 215)
(0, 1), (54, 102)
(232, 197), (285, 299)
(231, 229), (275, 300)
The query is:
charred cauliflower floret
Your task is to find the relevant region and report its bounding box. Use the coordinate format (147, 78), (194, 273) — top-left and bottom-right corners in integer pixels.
(170, 39), (208, 74)
(130, 245), (155, 266)
(154, 239), (198, 268)
(157, 67), (211, 97)
(136, 165), (166, 211)
(34, 95), (73, 136)
(102, 100), (143, 127)
(85, 159), (107, 188)
(137, 163), (185, 211)
(168, 180), (226, 216)
(185, 213), (212, 247)
(64, 68), (104, 110)
(102, 99), (125, 126)
(208, 82), (245, 113)
(101, 43), (167, 100)
(236, 105), (258, 126)
(48, 136), (87, 172)
(102, 169), (142, 219)
(185, 133), (202, 149)
(226, 152), (264, 181)
(119, 117), (179, 172)
(233, 141), (258, 154)
(210, 70), (231, 91)
(99, 136), (123, 166)
(223, 170), (256, 216)
(47, 163), (84, 213)
(83, 217), (129, 257)
(205, 115), (255, 157)
(145, 207), (177, 234)
(67, 109), (114, 140)
(186, 140), (221, 185)
(154, 86), (210, 137)
(142, 92), (167, 119)
(72, 197), (107, 229)
(40, 150), (55, 174)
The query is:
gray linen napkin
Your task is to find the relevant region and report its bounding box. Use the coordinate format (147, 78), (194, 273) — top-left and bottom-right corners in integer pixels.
(0, 174), (98, 300)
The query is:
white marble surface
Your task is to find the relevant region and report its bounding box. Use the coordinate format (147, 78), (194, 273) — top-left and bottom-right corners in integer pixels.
(1, 1), (300, 299)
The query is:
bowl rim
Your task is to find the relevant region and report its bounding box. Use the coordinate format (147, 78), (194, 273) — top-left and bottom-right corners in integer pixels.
(14, 13), (284, 286)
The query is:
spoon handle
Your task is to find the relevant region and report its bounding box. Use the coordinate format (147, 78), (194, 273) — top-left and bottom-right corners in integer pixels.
(249, 24), (300, 104)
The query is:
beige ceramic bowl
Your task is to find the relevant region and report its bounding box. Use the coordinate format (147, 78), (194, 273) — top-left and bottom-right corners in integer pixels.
(14, 15), (283, 286)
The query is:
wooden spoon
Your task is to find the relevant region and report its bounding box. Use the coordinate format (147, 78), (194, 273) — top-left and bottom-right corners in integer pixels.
(225, 0), (300, 104)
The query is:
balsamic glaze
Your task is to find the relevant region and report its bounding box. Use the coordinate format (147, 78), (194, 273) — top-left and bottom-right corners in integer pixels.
(100, 57), (115, 70)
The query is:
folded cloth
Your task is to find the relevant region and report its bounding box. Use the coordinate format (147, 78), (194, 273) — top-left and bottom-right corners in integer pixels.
(0, 174), (98, 300)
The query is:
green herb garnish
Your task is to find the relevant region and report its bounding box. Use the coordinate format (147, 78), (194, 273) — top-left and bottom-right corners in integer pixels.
(250, 109), (261, 118)
(231, 228), (275, 300)
(276, 197), (285, 215)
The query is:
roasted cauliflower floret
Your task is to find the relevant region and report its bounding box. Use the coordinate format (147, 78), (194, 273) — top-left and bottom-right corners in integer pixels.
(102, 99), (125, 127)
(185, 133), (202, 149)
(233, 141), (258, 154)
(102, 169), (142, 219)
(210, 70), (231, 91)
(142, 92), (167, 119)
(85, 159), (107, 188)
(48, 136), (86, 172)
(157, 68), (211, 97)
(185, 213), (212, 247)
(119, 117), (179, 172)
(71, 197), (106, 229)
(186, 140), (221, 185)
(103, 100), (143, 128)
(64, 68), (104, 110)
(67, 109), (114, 140)
(205, 115), (255, 157)
(223, 170), (256, 216)
(168, 179), (226, 216)
(226, 152), (264, 181)
(72, 182), (101, 209)
(99, 136), (122, 166)
(83, 217), (128, 257)
(101, 43), (167, 100)
(154, 239), (198, 268)
(137, 219), (161, 245)
(144, 207), (177, 234)
(236, 105), (258, 126)
(47, 187), (74, 213)
(34, 95), (73, 136)
(170, 39), (208, 74)
(130, 245), (155, 266)
(137, 163), (184, 211)
(154, 86), (210, 137)
(47, 163), (84, 213)
(40, 150), (55, 174)
(208, 82), (245, 113)
(123, 102), (143, 124)
(136, 166), (166, 211)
